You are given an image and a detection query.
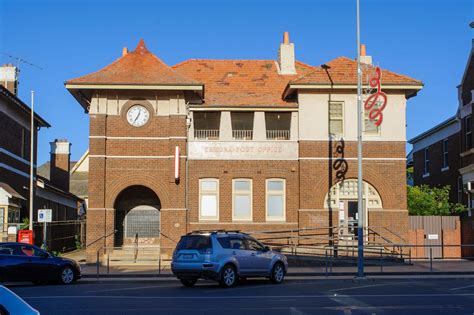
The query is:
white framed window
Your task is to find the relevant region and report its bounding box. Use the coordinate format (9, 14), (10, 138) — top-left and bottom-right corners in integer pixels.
(329, 102), (344, 137)
(423, 148), (430, 176)
(199, 178), (219, 221)
(266, 179), (286, 221)
(442, 139), (449, 170)
(364, 103), (381, 135)
(232, 179), (252, 221)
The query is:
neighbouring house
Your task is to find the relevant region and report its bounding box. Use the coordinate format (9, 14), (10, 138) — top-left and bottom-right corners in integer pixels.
(0, 64), (83, 251)
(408, 115), (462, 204)
(65, 33), (423, 262)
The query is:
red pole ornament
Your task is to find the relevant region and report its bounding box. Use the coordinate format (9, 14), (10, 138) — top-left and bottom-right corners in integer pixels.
(363, 67), (387, 127)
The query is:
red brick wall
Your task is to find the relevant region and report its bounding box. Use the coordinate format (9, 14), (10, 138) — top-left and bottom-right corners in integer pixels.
(413, 132), (461, 204)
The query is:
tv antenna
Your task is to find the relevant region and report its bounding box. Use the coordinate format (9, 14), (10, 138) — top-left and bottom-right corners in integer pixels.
(0, 52), (43, 94)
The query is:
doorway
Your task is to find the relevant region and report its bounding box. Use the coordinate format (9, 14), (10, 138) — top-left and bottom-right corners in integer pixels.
(114, 185), (161, 247)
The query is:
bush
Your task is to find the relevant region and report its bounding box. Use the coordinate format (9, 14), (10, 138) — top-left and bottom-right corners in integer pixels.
(407, 185), (467, 216)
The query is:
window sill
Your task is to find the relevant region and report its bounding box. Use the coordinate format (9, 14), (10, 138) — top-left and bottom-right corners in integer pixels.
(423, 173), (430, 178)
(199, 218), (219, 222)
(441, 166), (449, 172)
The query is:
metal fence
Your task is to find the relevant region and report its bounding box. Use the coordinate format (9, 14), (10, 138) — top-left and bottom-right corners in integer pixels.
(33, 220), (86, 252)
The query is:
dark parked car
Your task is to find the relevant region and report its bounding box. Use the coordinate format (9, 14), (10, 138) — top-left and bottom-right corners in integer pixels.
(0, 242), (81, 284)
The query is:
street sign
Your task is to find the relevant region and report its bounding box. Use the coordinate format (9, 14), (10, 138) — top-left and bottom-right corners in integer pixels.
(18, 229), (33, 244)
(38, 209), (52, 223)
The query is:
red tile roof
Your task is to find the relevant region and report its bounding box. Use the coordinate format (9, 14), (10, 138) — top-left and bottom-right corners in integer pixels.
(66, 39), (200, 86)
(172, 60), (315, 106)
(291, 56), (423, 86)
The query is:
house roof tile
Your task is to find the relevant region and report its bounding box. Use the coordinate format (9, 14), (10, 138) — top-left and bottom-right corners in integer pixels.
(291, 56), (423, 86)
(66, 39), (200, 86)
(172, 59), (315, 106)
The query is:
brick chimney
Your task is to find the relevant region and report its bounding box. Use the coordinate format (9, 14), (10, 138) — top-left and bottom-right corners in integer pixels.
(0, 64), (18, 95)
(360, 44), (372, 65)
(50, 139), (71, 192)
(277, 32), (296, 75)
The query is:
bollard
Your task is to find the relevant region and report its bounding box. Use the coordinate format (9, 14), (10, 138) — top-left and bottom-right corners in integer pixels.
(380, 248), (383, 273)
(330, 248), (333, 274)
(325, 248), (328, 276)
(429, 247), (433, 272)
(96, 251), (99, 279)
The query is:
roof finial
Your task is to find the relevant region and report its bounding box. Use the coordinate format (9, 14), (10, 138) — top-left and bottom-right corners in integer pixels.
(134, 39), (148, 53)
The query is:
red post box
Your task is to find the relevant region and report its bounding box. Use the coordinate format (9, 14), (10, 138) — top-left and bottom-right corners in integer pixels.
(18, 230), (34, 245)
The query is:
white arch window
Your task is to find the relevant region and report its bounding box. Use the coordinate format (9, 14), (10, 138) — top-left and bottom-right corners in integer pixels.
(325, 179), (382, 209)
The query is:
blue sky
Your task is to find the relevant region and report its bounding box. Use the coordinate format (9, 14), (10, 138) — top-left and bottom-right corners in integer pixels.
(0, 0), (472, 164)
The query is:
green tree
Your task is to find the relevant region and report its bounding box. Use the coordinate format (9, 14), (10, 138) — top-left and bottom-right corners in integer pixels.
(407, 185), (467, 215)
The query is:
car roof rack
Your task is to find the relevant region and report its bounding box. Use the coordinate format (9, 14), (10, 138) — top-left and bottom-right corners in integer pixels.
(186, 229), (246, 235)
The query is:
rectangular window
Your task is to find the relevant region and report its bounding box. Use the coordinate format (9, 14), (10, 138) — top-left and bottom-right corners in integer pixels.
(193, 112), (221, 140)
(423, 148), (430, 176)
(231, 112), (254, 140)
(329, 102), (344, 136)
(466, 116), (472, 150)
(265, 112), (291, 140)
(199, 179), (219, 220)
(232, 179), (252, 221)
(442, 139), (449, 169)
(266, 179), (286, 221)
(364, 103), (381, 135)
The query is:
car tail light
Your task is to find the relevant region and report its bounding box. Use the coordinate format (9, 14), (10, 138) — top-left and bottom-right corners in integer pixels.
(198, 248), (213, 255)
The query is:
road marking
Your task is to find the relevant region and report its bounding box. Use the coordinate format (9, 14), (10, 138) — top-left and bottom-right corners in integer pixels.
(328, 281), (414, 292)
(86, 284), (179, 293)
(449, 284), (474, 291)
(22, 293), (474, 299)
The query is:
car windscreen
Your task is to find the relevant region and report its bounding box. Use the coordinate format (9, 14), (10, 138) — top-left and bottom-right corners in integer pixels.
(177, 235), (212, 250)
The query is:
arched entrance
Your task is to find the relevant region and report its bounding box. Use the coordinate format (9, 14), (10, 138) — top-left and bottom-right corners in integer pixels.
(114, 185), (161, 246)
(324, 179), (383, 238)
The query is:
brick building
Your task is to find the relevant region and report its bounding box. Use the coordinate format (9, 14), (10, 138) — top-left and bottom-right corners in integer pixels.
(65, 34), (423, 261)
(410, 31), (474, 212)
(409, 116), (462, 204)
(0, 64), (83, 250)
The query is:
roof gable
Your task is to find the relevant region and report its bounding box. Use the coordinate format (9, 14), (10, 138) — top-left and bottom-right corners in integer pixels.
(291, 56), (423, 86)
(66, 39), (200, 86)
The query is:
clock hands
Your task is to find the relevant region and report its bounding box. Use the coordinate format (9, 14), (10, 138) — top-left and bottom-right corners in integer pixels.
(133, 110), (141, 124)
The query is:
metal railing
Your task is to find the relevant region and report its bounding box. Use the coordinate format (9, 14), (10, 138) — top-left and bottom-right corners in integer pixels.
(266, 129), (290, 140)
(232, 129), (253, 140)
(194, 129), (219, 140)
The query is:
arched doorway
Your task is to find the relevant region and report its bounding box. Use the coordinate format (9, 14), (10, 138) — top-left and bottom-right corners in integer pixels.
(324, 179), (382, 239)
(114, 185), (161, 246)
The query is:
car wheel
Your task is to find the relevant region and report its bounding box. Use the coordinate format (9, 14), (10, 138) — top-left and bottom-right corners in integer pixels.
(219, 264), (237, 288)
(180, 278), (197, 287)
(270, 262), (285, 284)
(58, 266), (75, 285)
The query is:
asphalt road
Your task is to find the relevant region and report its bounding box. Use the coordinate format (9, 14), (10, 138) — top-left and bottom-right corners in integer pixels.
(6, 277), (474, 315)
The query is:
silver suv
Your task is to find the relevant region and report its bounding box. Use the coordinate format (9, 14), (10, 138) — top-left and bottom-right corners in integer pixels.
(171, 231), (288, 287)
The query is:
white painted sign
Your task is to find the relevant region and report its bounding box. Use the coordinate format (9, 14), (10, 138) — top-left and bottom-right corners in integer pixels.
(38, 209), (52, 223)
(7, 226), (17, 235)
(188, 141), (298, 160)
(427, 234), (439, 240)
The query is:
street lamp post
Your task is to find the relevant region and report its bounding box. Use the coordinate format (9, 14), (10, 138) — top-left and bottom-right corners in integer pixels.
(356, 0), (365, 278)
(29, 91), (35, 231)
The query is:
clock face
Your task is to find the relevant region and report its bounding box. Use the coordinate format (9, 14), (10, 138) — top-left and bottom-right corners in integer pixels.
(127, 105), (150, 127)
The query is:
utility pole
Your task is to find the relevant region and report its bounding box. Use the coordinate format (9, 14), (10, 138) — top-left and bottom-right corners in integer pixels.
(356, 0), (365, 278)
(29, 91), (35, 230)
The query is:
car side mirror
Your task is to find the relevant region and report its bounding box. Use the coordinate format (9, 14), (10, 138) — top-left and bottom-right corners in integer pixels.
(41, 252), (49, 259)
(264, 246), (270, 252)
